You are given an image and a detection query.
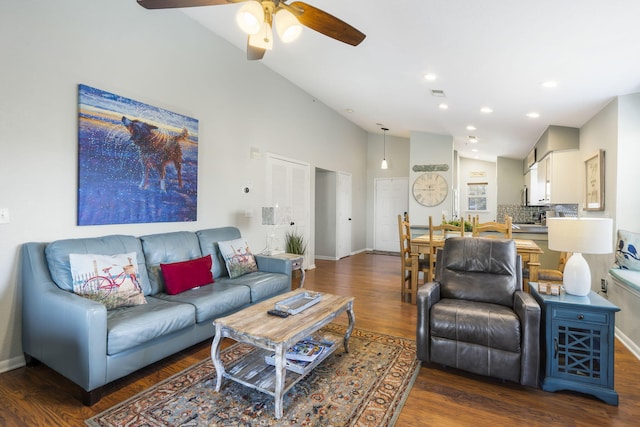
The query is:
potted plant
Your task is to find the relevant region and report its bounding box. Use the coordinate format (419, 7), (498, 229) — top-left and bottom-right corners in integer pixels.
(447, 219), (473, 233)
(285, 229), (307, 255)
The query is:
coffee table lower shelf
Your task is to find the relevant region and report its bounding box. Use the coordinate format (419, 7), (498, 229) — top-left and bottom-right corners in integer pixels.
(224, 336), (340, 396)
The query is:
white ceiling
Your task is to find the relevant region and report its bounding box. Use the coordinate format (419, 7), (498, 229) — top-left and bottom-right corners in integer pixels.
(175, 0), (640, 161)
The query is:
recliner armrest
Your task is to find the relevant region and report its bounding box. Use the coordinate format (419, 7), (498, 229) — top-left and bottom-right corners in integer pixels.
(416, 281), (441, 361)
(513, 290), (541, 387)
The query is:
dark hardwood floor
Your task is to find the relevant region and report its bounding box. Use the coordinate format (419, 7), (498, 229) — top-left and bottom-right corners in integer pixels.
(1, 252), (638, 426)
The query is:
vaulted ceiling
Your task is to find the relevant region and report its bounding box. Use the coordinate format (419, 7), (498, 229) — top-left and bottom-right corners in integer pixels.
(167, 0), (640, 161)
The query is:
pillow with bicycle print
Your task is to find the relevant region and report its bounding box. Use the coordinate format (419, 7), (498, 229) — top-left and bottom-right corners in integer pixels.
(69, 252), (147, 310)
(614, 230), (640, 271)
(217, 238), (259, 279)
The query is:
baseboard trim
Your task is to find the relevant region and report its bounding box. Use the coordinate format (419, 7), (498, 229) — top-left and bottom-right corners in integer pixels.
(615, 328), (640, 361)
(0, 354), (26, 374)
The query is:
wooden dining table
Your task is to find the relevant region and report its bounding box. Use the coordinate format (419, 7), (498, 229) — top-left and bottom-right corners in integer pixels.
(409, 235), (542, 301)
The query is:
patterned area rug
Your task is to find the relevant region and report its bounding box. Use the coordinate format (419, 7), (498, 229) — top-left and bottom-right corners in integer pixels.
(86, 324), (419, 427)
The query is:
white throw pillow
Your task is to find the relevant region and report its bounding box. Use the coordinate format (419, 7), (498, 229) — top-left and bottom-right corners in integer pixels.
(614, 230), (640, 271)
(69, 252), (147, 309)
(217, 238), (258, 279)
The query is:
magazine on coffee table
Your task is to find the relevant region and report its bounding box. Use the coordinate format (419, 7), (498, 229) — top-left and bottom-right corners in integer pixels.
(264, 338), (334, 374)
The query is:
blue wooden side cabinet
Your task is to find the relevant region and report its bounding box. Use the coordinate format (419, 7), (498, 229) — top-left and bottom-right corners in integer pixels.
(530, 283), (620, 405)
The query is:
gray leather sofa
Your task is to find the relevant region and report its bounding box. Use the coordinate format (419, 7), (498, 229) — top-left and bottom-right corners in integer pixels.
(417, 237), (541, 387)
(21, 226), (292, 405)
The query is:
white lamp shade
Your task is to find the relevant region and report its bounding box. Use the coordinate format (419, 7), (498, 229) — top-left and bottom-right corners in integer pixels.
(236, 1), (264, 35)
(248, 22), (274, 50)
(275, 9), (302, 43)
(381, 158), (388, 169)
(547, 217), (613, 254)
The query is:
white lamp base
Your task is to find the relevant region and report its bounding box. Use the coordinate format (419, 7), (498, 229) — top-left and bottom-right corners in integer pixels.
(562, 252), (591, 296)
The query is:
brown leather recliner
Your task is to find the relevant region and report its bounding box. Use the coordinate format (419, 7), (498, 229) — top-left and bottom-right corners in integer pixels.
(417, 237), (541, 387)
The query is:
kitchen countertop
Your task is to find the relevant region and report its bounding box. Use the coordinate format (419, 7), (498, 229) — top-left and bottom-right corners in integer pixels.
(512, 223), (548, 234)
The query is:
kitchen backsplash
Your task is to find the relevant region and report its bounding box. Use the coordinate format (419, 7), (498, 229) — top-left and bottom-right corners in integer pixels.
(497, 204), (578, 224)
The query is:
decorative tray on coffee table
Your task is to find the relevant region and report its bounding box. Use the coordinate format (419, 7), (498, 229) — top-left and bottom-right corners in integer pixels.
(275, 292), (322, 315)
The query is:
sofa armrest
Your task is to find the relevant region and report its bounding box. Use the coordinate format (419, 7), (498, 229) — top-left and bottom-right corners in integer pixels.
(416, 281), (441, 361)
(513, 290), (541, 387)
(21, 243), (108, 391)
(254, 255), (292, 280)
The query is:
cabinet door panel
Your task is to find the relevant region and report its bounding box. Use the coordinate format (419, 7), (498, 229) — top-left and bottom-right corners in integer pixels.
(551, 320), (608, 386)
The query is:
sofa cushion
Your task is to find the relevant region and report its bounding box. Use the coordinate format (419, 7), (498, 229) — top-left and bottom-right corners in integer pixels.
(45, 235), (152, 295)
(140, 231), (203, 295)
(219, 271), (291, 303)
(106, 296), (195, 355)
(69, 252), (147, 309)
(154, 282), (252, 323)
(430, 298), (521, 353)
(615, 229), (640, 271)
(218, 238), (259, 279)
(161, 255), (214, 295)
(197, 227), (242, 278)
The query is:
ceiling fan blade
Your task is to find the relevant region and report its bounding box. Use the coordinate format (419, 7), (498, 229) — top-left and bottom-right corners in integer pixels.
(137, 0), (240, 9)
(247, 37), (266, 60)
(288, 1), (365, 46)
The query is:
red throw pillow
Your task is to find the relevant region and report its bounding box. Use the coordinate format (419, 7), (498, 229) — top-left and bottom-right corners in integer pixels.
(160, 255), (214, 295)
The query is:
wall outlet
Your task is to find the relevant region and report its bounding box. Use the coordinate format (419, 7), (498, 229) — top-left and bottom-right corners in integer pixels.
(600, 278), (608, 293)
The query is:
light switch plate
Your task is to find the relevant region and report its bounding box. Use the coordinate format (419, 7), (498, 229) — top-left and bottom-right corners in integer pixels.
(0, 208), (9, 224)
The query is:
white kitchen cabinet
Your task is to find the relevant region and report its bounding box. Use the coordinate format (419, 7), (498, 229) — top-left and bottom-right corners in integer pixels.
(536, 151), (580, 205)
(536, 155), (550, 204)
(525, 168), (543, 206)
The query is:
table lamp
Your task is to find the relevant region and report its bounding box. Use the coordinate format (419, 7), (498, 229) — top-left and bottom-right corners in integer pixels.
(547, 217), (613, 296)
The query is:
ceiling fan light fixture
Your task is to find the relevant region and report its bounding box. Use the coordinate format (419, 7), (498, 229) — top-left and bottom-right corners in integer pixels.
(275, 9), (302, 43)
(248, 21), (274, 50)
(236, 1), (264, 35)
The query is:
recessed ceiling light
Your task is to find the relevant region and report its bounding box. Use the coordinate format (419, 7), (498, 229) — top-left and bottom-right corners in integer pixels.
(468, 136), (478, 143)
(480, 107), (493, 114)
(471, 148), (479, 153)
(526, 112), (540, 118)
(346, 108), (354, 113)
(424, 73), (437, 81)
(541, 81), (558, 88)
(438, 103), (449, 110)
(466, 125), (477, 131)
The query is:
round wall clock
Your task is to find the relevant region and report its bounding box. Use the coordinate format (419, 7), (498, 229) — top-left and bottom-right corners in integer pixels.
(412, 173), (448, 207)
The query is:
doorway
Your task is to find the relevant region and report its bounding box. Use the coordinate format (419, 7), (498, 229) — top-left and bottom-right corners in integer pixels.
(315, 168), (352, 260)
(374, 177), (409, 252)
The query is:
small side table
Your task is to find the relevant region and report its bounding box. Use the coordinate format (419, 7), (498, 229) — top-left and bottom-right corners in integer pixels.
(267, 253), (305, 288)
(530, 282), (620, 405)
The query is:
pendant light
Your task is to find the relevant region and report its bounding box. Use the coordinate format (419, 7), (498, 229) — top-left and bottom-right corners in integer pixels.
(381, 127), (389, 169)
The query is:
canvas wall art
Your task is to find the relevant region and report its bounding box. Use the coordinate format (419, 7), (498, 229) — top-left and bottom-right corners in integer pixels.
(77, 84), (198, 225)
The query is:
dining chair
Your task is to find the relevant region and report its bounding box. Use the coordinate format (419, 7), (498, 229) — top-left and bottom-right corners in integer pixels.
(428, 215), (464, 282)
(524, 251), (572, 283)
(472, 215), (513, 239)
(398, 213), (429, 303)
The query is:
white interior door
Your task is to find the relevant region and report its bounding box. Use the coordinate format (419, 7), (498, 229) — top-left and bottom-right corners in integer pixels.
(374, 177), (409, 252)
(266, 154), (311, 268)
(336, 172), (352, 259)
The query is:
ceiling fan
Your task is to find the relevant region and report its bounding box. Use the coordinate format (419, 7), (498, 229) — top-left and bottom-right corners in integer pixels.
(137, 0), (366, 60)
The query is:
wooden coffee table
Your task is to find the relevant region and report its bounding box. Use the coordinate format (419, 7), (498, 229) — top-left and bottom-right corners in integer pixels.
(210, 289), (355, 419)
